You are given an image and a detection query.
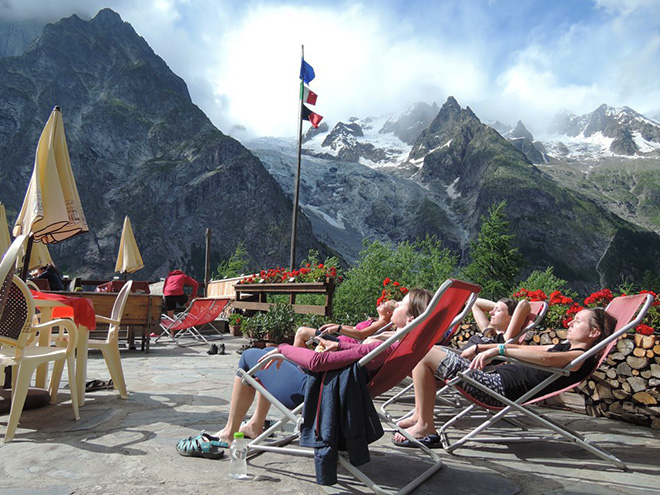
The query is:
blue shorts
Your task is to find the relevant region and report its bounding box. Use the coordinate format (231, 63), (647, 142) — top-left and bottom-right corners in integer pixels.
(237, 348), (307, 410)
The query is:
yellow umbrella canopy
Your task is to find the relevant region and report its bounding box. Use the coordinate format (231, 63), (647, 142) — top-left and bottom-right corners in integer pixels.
(27, 241), (54, 271)
(0, 204), (11, 256)
(115, 216), (144, 274)
(13, 106), (88, 244)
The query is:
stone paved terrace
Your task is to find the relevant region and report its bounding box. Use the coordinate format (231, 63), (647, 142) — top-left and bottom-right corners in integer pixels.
(1, 334), (660, 495)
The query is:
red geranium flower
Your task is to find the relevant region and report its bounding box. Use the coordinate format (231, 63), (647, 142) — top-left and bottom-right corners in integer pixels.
(635, 324), (655, 336)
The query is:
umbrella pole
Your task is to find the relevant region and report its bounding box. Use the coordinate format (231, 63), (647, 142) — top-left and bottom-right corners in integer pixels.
(20, 234), (35, 281)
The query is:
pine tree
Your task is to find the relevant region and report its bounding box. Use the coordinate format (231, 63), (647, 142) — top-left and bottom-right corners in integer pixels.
(461, 200), (522, 299)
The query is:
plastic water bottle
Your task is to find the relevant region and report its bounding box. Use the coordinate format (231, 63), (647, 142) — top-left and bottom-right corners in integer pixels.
(229, 432), (249, 479)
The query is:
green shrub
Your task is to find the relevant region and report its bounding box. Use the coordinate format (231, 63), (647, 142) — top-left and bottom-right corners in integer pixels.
(242, 303), (297, 343)
(333, 236), (457, 321)
(516, 267), (577, 300)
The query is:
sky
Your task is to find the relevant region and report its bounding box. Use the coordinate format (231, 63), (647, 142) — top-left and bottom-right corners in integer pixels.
(2, 0), (660, 138)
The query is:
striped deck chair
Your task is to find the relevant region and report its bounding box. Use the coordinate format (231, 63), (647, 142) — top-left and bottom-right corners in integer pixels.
(157, 297), (230, 345)
(238, 279), (481, 495)
(438, 293), (653, 470)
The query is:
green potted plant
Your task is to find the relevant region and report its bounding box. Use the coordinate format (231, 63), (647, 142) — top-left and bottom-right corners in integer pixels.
(262, 303), (297, 345)
(241, 313), (267, 346)
(228, 312), (244, 337)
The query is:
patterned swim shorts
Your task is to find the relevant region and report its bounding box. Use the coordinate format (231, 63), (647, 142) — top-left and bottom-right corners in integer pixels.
(434, 348), (506, 407)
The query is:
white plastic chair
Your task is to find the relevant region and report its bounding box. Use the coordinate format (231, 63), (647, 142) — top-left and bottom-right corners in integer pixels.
(52, 280), (133, 400)
(0, 235), (80, 443)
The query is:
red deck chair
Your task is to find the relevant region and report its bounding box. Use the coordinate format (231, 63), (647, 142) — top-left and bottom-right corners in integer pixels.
(157, 298), (230, 345)
(438, 293), (654, 470)
(239, 279), (481, 495)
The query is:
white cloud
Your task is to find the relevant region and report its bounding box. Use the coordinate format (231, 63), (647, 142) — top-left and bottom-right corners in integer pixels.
(2, 0), (659, 137)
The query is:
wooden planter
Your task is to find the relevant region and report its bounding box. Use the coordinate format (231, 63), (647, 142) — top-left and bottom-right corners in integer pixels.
(233, 279), (335, 317)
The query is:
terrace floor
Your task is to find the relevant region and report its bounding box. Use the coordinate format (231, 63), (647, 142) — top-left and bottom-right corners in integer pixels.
(1, 334), (659, 494)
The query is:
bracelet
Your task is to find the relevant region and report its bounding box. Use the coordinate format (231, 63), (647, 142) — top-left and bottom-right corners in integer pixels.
(498, 344), (505, 356)
(337, 325), (342, 334)
(475, 343), (479, 354)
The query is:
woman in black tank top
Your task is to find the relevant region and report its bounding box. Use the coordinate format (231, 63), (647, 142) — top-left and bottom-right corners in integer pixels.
(393, 307), (616, 446)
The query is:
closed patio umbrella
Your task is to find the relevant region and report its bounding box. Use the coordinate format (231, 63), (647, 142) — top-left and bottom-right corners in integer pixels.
(115, 216), (144, 275)
(13, 106), (88, 278)
(0, 204), (10, 256)
(27, 241), (54, 271)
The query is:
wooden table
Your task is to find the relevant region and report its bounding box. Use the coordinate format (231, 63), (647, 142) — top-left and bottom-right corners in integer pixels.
(50, 291), (163, 352)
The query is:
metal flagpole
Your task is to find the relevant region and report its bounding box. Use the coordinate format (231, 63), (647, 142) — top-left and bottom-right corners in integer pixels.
(289, 44), (305, 270)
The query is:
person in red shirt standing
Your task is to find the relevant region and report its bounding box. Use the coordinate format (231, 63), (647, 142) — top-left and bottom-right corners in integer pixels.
(163, 269), (199, 318)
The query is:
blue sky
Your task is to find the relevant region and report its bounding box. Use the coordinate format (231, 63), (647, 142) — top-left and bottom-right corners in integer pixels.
(2, 0), (659, 138)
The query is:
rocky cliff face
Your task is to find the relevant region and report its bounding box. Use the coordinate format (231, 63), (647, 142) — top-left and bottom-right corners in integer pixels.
(0, 10), (326, 281)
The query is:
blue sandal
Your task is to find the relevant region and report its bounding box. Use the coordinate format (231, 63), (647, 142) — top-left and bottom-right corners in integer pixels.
(176, 431), (229, 459)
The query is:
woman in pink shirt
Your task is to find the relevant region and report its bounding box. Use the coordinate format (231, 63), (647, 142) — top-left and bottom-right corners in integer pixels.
(176, 288), (433, 459)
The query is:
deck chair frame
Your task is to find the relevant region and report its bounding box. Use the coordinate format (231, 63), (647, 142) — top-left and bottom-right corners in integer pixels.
(438, 293), (654, 470)
(237, 279), (481, 495)
(157, 297), (229, 345)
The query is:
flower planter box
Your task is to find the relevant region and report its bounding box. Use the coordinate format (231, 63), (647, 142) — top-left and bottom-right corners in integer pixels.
(232, 280), (335, 317)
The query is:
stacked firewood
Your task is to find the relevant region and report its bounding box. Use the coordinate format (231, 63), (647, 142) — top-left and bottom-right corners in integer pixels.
(450, 326), (660, 429)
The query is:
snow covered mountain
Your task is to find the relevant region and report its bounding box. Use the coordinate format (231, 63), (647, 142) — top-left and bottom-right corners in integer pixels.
(302, 102), (438, 168)
(543, 104), (660, 160)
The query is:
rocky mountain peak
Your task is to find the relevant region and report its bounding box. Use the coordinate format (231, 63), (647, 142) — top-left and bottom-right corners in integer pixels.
(511, 121), (533, 141)
(379, 101), (439, 144)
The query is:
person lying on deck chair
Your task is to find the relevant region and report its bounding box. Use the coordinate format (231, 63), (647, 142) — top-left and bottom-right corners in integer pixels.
(392, 307), (616, 448)
(467, 297), (532, 346)
(176, 288), (433, 459)
(293, 299), (397, 348)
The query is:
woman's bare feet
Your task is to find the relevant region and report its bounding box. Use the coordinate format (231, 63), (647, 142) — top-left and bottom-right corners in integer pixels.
(396, 414), (418, 429)
(392, 423), (437, 444)
(239, 419), (265, 439)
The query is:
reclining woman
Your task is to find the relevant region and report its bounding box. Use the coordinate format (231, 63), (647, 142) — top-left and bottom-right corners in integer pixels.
(293, 299), (397, 347)
(468, 297), (531, 345)
(393, 306), (616, 447)
(177, 288), (433, 458)
(397, 295), (531, 430)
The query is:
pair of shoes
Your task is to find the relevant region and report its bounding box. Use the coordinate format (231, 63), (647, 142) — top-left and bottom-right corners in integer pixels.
(149, 332), (159, 338)
(392, 433), (441, 448)
(207, 344), (219, 355)
(176, 431), (228, 459)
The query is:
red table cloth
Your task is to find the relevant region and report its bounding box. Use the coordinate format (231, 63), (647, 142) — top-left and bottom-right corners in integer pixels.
(31, 290), (97, 330)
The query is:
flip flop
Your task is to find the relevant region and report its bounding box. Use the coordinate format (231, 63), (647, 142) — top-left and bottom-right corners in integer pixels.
(85, 379), (111, 392)
(392, 433), (442, 449)
(176, 431), (229, 459)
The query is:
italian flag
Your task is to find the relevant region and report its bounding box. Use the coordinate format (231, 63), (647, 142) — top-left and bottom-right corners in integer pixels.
(301, 84), (318, 106)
